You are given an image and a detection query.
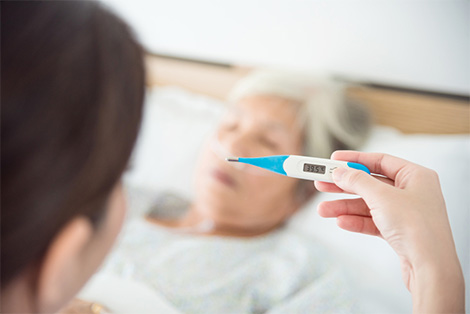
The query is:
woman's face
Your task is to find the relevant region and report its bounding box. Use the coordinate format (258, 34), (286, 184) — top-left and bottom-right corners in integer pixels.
(193, 95), (304, 234)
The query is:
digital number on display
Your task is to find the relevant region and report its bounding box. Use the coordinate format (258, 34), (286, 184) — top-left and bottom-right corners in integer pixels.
(303, 163), (326, 174)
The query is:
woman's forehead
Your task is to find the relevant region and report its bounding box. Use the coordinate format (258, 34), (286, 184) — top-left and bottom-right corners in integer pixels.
(233, 95), (302, 128)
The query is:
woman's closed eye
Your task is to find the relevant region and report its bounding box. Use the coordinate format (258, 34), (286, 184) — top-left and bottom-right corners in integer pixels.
(258, 136), (277, 149)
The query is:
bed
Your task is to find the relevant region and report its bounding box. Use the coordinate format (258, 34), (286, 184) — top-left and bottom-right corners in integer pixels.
(79, 54), (470, 313)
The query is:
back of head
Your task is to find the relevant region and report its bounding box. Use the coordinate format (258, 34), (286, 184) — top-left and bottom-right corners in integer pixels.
(229, 70), (371, 158)
(1, 1), (145, 288)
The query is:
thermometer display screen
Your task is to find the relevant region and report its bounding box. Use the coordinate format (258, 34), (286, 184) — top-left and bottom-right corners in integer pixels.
(303, 163), (326, 174)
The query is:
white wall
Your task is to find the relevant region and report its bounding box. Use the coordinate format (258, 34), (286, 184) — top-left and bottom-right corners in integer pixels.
(102, 0), (470, 96)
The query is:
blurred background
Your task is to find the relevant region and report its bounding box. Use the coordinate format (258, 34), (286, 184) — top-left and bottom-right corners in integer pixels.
(102, 0), (469, 96)
(87, 1), (469, 313)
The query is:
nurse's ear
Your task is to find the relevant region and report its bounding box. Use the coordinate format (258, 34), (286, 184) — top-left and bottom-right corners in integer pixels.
(34, 182), (126, 313)
(36, 216), (94, 312)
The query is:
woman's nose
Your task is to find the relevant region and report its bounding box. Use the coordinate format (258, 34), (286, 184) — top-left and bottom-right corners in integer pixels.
(223, 132), (255, 157)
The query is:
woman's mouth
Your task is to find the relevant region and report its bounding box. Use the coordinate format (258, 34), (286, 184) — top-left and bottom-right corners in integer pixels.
(211, 168), (237, 188)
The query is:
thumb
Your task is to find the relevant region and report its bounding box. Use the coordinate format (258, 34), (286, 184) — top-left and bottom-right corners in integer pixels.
(332, 167), (388, 200)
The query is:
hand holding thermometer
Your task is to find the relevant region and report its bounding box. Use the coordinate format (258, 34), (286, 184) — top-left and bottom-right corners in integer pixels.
(226, 155), (370, 183)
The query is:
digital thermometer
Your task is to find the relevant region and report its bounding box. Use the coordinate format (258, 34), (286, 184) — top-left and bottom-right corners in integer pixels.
(226, 155), (370, 183)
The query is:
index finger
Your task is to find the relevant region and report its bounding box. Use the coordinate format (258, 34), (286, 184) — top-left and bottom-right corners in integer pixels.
(331, 151), (416, 181)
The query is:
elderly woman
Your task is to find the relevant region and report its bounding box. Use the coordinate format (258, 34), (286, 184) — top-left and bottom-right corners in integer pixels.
(99, 71), (371, 313)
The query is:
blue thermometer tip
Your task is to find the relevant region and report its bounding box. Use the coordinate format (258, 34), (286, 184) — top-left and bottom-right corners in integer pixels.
(228, 156), (289, 175)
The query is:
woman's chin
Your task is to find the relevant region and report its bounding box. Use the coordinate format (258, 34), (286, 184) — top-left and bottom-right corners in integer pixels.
(198, 176), (237, 200)
(194, 193), (240, 222)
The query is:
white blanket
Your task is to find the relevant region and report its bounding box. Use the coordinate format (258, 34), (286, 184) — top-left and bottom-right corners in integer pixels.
(98, 188), (360, 314)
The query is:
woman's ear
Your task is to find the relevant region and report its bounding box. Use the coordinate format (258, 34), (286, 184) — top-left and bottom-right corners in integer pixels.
(35, 216), (93, 313)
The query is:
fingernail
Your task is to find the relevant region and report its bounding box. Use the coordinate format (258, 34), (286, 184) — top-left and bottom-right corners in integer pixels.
(332, 167), (347, 182)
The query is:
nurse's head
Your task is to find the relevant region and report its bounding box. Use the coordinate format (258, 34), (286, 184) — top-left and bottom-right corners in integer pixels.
(1, 2), (144, 312)
(193, 71), (371, 235)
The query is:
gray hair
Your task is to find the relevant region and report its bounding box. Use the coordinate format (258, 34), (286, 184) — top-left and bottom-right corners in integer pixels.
(228, 70), (371, 158)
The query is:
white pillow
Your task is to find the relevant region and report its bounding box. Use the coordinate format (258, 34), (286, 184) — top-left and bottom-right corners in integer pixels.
(126, 86), (470, 313)
(125, 86), (225, 198)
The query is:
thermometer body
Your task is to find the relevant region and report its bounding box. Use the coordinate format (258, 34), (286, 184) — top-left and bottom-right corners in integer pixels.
(226, 155), (370, 183)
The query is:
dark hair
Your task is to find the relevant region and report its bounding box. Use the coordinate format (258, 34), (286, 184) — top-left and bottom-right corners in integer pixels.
(1, 1), (145, 287)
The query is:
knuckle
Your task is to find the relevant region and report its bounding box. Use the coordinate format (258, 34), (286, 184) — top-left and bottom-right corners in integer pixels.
(346, 169), (363, 186)
(427, 169), (441, 185)
(429, 169), (439, 179)
(417, 166), (440, 181)
(374, 153), (386, 173)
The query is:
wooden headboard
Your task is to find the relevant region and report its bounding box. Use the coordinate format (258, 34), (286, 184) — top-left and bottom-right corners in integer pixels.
(146, 55), (470, 134)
